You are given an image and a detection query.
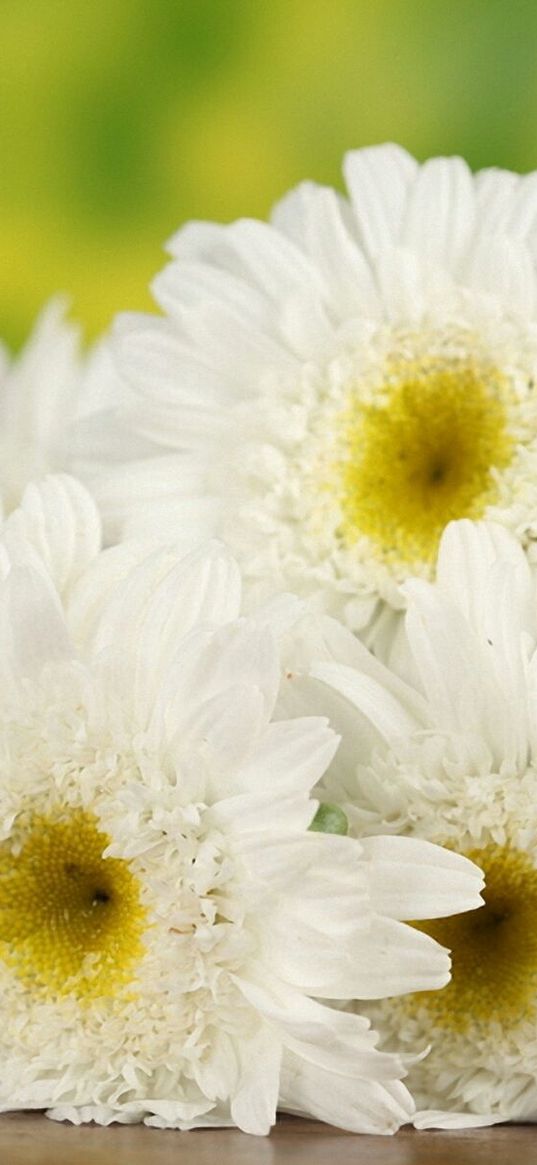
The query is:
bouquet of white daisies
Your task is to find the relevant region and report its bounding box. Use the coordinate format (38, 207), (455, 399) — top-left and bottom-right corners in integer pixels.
(3, 143), (537, 1133)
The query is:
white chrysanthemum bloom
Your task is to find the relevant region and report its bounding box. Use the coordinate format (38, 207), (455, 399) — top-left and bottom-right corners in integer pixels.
(0, 475), (483, 1134)
(96, 144), (537, 641)
(280, 518), (537, 1126)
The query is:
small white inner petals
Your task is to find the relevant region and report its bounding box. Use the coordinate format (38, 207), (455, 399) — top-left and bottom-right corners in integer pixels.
(219, 317), (537, 628)
(0, 676), (259, 1118)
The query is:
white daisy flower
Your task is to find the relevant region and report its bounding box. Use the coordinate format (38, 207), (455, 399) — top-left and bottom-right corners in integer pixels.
(96, 144), (537, 642)
(0, 476), (482, 1134)
(282, 518), (537, 1125)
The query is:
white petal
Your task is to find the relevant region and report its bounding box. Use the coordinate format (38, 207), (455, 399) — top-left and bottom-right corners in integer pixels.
(47, 1106), (142, 1126)
(235, 833), (360, 894)
(166, 218), (232, 262)
(92, 540), (241, 662)
(413, 1109), (504, 1129)
(401, 155), (475, 268)
(236, 976), (406, 1081)
(502, 170), (537, 240)
(403, 579), (525, 765)
(435, 520), (531, 623)
(113, 316), (233, 443)
(278, 670), (382, 784)
(235, 717), (339, 799)
(119, 494), (223, 545)
(347, 915), (452, 999)
(1, 474), (101, 600)
(280, 1051), (413, 1134)
(178, 296), (295, 380)
(343, 143), (418, 256)
(260, 838), (452, 999)
(464, 234), (536, 315)
(273, 182), (380, 320)
(230, 1027), (281, 1136)
(226, 218), (323, 303)
(311, 662), (425, 743)
(0, 566), (73, 685)
(374, 245), (426, 320)
(153, 260), (275, 332)
(176, 684), (268, 782)
(475, 167), (520, 232)
(209, 788), (315, 837)
(0, 299), (82, 505)
(68, 538), (168, 647)
(359, 835), (484, 920)
(153, 618), (281, 750)
(88, 454), (209, 545)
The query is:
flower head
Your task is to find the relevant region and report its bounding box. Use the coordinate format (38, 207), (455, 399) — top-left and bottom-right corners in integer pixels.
(100, 145), (537, 640)
(287, 518), (537, 1125)
(0, 476), (483, 1133)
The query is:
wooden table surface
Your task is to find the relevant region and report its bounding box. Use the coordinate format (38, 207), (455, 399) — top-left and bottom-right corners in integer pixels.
(0, 1114), (536, 1165)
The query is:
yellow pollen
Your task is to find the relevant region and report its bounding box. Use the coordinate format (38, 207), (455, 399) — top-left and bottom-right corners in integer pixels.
(0, 809), (146, 1001)
(409, 845), (537, 1033)
(335, 354), (513, 566)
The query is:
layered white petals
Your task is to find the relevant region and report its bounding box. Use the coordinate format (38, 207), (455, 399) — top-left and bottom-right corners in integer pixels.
(0, 566), (73, 687)
(343, 143), (418, 257)
(0, 477), (481, 1135)
(413, 1110), (505, 1130)
(298, 517), (537, 1124)
(229, 1028), (281, 1136)
(236, 977), (404, 1080)
(311, 663), (425, 744)
(224, 717), (339, 802)
(0, 300), (82, 519)
(1, 475), (101, 598)
(280, 1054), (413, 1135)
(0, 301), (131, 526)
(401, 156), (475, 269)
(88, 145), (537, 642)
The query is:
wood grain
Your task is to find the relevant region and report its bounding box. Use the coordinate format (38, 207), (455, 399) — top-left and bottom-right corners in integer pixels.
(1, 1114), (536, 1165)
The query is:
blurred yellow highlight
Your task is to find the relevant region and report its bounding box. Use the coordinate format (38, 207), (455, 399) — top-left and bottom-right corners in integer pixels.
(2, 0), (537, 348)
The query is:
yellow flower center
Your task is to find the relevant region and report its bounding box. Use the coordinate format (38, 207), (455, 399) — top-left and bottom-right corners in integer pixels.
(410, 845), (537, 1032)
(335, 352), (513, 567)
(0, 809), (146, 1001)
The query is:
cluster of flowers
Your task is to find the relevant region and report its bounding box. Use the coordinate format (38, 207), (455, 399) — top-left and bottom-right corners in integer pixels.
(3, 145), (537, 1134)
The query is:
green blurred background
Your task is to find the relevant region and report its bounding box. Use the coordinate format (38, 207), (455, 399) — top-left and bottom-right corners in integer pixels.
(3, 0), (537, 348)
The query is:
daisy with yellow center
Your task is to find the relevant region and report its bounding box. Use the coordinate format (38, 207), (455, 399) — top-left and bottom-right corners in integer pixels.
(412, 846), (537, 1034)
(334, 344), (513, 569)
(0, 810), (145, 1000)
(97, 144), (537, 642)
(0, 475), (483, 1134)
(371, 838), (537, 1128)
(284, 517), (537, 1125)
